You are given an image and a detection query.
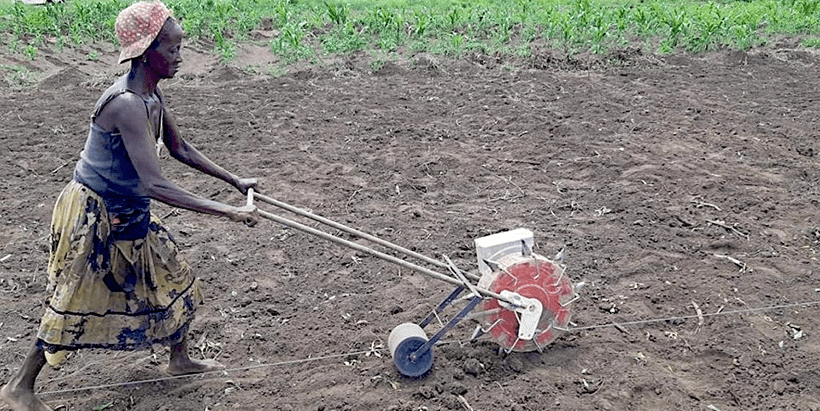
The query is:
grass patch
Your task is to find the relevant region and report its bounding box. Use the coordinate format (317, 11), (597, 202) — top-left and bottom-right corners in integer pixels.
(1, 0), (820, 67)
(802, 36), (820, 48)
(0, 63), (37, 88)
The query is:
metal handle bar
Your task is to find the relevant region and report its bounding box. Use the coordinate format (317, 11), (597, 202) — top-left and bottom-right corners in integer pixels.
(250, 193), (515, 305)
(247, 187), (255, 207)
(252, 191), (481, 283)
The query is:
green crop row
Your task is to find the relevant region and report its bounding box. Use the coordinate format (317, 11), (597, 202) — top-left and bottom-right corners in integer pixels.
(1, 0), (819, 64)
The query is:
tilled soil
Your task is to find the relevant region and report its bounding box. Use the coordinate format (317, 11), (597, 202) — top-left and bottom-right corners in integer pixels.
(1, 42), (820, 411)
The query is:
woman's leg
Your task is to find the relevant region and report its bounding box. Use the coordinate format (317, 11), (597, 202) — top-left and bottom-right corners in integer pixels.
(0, 341), (52, 411)
(166, 335), (224, 376)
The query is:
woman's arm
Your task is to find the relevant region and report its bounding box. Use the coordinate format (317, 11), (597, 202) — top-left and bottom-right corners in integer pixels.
(105, 94), (257, 224)
(161, 107), (257, 195)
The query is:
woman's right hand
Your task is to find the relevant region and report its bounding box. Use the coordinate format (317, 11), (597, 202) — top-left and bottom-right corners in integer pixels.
(230, 204), (260, 227)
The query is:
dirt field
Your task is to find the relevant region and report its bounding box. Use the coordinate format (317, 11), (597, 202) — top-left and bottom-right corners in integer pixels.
(2, 36), (820, 411)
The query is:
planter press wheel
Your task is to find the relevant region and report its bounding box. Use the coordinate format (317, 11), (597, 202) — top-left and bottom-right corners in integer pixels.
(388, 322), (435, 377)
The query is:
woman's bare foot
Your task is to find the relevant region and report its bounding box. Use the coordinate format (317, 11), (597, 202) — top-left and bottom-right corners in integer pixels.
(2, 342), (50, 411)
(164, 358), (224, 376)
(0, 382), (52, 411)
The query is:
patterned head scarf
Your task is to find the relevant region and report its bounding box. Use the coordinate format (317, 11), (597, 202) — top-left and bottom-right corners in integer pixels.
(115, 1), (173, 64)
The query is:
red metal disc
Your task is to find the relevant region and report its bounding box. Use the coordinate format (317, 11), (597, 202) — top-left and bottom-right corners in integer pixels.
(478, 254), (574, 352)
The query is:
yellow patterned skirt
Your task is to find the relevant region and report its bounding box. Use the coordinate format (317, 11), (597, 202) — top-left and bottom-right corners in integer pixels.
(38, 181), (203, 365)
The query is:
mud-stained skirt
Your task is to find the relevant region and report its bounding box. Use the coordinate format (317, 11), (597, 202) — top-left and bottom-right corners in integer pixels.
(37, 181), (203, 363)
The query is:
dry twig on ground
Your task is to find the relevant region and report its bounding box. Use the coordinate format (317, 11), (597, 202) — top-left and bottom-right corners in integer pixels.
(713, 254), (747, 272)
(691, 301), (704, 333)
(707, 219), (749, 240)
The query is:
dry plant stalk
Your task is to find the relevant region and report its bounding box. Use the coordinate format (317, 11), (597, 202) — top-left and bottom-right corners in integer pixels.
(707, 219), (749, 240)
(691, 301), (704, 333)
(713, 254), (747, 272)
(458, 395), (474, 411)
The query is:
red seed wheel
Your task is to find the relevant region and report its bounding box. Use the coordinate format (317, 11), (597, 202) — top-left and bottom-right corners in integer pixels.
(477, 254), (575, 352)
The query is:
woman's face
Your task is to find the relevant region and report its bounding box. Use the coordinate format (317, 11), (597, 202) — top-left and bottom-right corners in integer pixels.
(145, 19), (183, 79)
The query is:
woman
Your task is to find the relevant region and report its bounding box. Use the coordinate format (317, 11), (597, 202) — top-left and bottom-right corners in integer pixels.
(1, 2), (259, 410)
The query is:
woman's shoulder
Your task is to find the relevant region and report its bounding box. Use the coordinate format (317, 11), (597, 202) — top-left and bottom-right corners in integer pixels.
(99, 75), (127, 95)
(94, 79), (128, 109)
(93, 81), (147, 128)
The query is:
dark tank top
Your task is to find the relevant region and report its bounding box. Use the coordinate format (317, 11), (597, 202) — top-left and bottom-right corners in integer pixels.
(73, 81), (164, 240)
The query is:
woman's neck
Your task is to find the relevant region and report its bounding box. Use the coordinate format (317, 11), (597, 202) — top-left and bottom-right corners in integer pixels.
(125, 64), (160, 98)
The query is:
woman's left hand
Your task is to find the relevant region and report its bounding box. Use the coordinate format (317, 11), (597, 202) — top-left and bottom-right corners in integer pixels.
(235, 177), (258, 195)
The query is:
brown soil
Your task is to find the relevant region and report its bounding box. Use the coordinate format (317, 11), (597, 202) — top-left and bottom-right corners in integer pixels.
(2, 38), (820, 411)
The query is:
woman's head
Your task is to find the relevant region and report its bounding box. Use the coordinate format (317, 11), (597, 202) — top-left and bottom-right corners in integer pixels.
(115, 1), (175, 65)
(142, 18), (183, 79)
